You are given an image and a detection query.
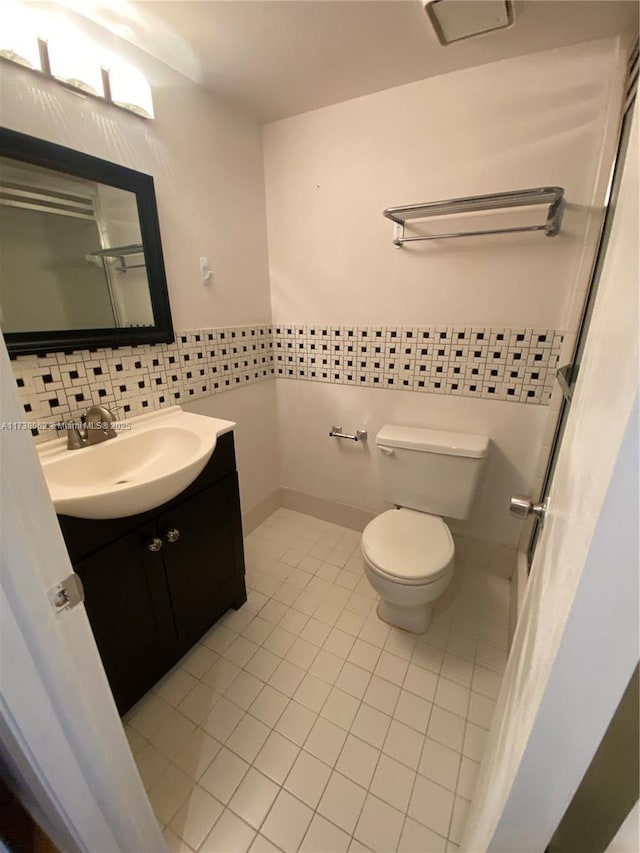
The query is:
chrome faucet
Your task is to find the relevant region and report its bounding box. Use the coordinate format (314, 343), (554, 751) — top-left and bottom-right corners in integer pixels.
(65, 405), (118, 450)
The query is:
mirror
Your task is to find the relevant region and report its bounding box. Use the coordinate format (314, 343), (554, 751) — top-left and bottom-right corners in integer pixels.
(0, 128), (174, 355)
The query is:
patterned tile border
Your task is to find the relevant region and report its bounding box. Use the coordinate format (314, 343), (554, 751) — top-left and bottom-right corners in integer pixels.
(10, 325), (274, 442)
(9, 323), (563, 443)
(274, 325), (563, 404)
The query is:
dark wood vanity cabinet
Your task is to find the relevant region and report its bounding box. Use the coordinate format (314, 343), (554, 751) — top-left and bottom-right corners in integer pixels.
(58, 432), (246, 715)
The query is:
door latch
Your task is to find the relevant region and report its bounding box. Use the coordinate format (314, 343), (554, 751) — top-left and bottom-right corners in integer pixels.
(49, 573), (84, 614)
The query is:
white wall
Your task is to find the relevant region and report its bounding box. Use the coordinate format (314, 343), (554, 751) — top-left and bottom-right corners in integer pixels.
(262, 37), (627, 546)
(1, 11), (280, 516)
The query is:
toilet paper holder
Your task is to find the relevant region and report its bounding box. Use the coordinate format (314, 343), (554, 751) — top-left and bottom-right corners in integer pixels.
(329, 425), (368, 442)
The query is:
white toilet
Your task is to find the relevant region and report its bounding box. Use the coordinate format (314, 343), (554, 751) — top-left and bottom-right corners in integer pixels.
(361, 424), (489, 634)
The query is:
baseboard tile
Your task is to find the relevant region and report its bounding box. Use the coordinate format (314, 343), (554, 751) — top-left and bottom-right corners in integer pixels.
(280, 488), (375, 532)
(242, 489), (284, 535)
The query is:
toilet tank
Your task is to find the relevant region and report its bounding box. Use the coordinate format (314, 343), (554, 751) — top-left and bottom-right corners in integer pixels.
(376, 424), (489, 520)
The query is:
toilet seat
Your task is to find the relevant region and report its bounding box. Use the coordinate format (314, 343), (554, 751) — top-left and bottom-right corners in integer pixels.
(362, 508), (454, 586)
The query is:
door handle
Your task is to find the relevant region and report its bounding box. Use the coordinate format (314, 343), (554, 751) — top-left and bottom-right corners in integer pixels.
(164, 528), (180, 544)
(146, 537), (163, 552)
(509, 494), (548, 521)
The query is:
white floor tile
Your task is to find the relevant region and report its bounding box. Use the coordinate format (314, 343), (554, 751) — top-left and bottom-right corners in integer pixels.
(229, 768), (280, 830)
(304, 717), (347, 766)
(274, 700), (317, 745)
(147, 763), (193, 825)
(178, 683), (220, 725)
(403, 663), (438, 701)
(248, 685), (289, 728)
(155, 668), (199, 707)
(408, 774), (454, 839)
(226, 714), (271, 763)
(299, 814), (350, 853)
(242, 616), (276, 646)
(226, 672), (265, 711)
(354, 793), (404, 853)
(254, 731), (300, 785)
(347, 639), (382, 672)
(317, 770), (367, 835)
(320, 687), (361, 731)
(202, 697), (245, 742)
(169, 785), (224, 851)
(383, 720), (424, 771)
(263, 627), (297, 657)
(163, 825), (195, 853)
(202, 658), (242, 694)
(323, 627), (356, 658)
(283, 749), (332, 808)
(463, 721), (488, 762)
(246, 649), (282, 682)
(471, 665), (502, 700)
(335, 734), (380, 788)
(457, 756), (480, 800)
(200, 746), (250, 804)
(135, 743), (168, 790)
(467, 691), (496, 730)
(249, 834), (283, 852)
(335, 662), (371, 699)
(125, 511), (510, 853)
(200, 808), (256, 853)
(300, 617), (332, 647)
(398, 817), (447, 853)
(173, 729), (221, 781)
(370, 754), (415, 812)
(261, 789), (314, 853)
(286, 637), (320, 670)
(374, 651), (409, 686)
(363, 675), (401, 716)
(351, 703), (391, 749)
(434, 677), (470, 718)
(294, 673), (332, 712)
(393, 690), (432, 734)
(427, 706), (465, 752)
(418, 738), (461, 792)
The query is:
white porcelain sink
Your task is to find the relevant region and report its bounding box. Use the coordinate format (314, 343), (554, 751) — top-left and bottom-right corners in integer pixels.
(38, 406), (235, 520)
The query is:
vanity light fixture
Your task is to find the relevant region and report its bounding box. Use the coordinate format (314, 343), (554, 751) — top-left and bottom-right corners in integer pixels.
(0, 1), (154, 119)
(425, 0), (513, 46)
(0, 3), (43, 70)
(105, 58), (154, 119)
(47, 29), (105, 96)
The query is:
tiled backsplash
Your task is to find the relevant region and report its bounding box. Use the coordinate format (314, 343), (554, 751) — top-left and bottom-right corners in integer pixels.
(11, 325), (274, 442)
(274, 325), (563, 404)
(9, 323), (563, 443)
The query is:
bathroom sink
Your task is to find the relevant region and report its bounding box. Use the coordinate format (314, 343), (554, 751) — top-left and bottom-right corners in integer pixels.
(38, 406), (235, 520)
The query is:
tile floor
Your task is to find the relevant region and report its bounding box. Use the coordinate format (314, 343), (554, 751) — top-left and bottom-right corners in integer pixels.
(124, 509), (511, 853)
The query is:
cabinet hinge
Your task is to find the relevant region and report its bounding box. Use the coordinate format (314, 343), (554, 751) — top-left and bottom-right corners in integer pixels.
(49, 573), (85, 614)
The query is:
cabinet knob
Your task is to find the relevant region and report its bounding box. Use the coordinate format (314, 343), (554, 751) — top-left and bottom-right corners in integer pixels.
(165, 528), (180, 543)
(146, 537), (163, 552)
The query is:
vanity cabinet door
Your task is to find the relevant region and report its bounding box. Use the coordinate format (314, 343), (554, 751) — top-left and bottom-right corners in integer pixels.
(74, 521), (177, 714)
(158, 473), (246, 649)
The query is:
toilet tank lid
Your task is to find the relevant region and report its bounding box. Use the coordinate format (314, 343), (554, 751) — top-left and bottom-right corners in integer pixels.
(376, 425), (489, 458)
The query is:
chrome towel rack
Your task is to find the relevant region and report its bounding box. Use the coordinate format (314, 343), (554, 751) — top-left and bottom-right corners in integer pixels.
(329, 425), (368, 442)
(383, 186), (565, 247)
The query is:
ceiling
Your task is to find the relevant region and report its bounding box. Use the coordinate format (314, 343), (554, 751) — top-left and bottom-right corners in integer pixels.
(86, 1), (639, 123)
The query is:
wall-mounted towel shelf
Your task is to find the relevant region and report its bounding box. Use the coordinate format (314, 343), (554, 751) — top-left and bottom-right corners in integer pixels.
(383, 186), (565, 247)
(88, 243), (146, 272)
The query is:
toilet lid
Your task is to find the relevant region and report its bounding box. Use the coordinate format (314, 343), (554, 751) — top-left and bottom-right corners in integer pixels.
(362, 509), (454, 584)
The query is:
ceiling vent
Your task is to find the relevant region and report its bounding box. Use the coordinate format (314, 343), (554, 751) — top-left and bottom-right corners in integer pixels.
(425, 0), (514, 46)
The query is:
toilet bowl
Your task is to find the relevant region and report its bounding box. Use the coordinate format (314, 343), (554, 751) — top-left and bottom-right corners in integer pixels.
(361, 424), (489, 634)
(362, 508), (454, 633)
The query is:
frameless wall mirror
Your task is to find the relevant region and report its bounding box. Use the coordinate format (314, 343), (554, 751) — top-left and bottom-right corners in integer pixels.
(0, 128), (174, 355)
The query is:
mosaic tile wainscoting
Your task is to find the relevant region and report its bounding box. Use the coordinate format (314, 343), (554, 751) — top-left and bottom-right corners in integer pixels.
(10, 325), (275, 442)
(274, 325), (563, 404)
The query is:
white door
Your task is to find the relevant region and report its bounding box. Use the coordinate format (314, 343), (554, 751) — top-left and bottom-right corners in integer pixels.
(0, 336), (166, 851)
(461, 105), (639, 850)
